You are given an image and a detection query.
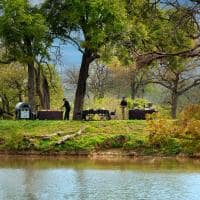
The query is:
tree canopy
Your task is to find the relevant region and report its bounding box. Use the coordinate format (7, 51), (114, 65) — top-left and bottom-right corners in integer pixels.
(0, 0), (49, 63)
(0, 0), (51, 108)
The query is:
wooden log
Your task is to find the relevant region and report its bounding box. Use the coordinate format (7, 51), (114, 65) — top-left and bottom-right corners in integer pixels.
(36, 131), (66, 140)
(23, 131), (70, 140)
(55, 127), (86, 145)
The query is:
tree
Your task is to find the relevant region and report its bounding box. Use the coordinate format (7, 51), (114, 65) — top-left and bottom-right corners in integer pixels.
(87, 61), (113, 99)
(34, 62), (64, 110)
(0, 0), (49, 109)
(35, 64), (50, 109)
(63, 61), (113, 100)
(42, 0), (127, 119)
(63, 67), (79, 92)
(0, 63), (27, 114)
(115, 0), (200, 98)
(150, 57), (200, 118)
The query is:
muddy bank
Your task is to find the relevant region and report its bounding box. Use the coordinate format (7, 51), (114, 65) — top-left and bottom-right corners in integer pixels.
(0, 149), (200, 159)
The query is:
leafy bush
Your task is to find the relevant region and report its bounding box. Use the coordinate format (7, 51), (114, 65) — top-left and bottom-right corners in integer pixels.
(146, 105), (200, 156)
(180, 104), (200, 121)
(155, 105), (171, 118)
(123, 138), (146, 150)
(126, 98), (150, 109)
(160, 138), (181, 155)
(96, 135), (128, 149)
(146, 115), (177, 148)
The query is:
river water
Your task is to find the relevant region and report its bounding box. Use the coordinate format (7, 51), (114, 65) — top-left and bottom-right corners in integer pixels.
(1, 156), (200, 200)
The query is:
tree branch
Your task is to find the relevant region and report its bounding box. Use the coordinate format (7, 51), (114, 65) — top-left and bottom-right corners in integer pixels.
(178, 78), (200, 95)
(135, 44), (200, 68)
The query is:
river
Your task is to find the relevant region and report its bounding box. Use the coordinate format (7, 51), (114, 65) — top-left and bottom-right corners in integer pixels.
(1, 156), (200, 200)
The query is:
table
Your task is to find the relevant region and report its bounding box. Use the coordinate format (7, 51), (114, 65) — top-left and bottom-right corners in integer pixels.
(129, 109), (156, 120)
(80, 109), (111, 120)
(37, 110), (63, 120)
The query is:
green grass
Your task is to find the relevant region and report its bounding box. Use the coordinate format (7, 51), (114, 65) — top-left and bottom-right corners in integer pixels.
(0, 120), (198, 157)
(0, 120), (149, 153)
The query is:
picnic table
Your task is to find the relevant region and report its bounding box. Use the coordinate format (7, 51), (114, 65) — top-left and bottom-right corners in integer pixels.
(128, 109), (156, 120)
(80, 109), (111, 120)
(37, 110), (63, 120)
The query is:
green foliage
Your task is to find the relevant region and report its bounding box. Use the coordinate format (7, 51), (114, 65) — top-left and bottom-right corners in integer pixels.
(142, 9), (194, 53)
(155, 105), (171, 119)
(116, 1), (196, 65)
(97, 134), (129, 149)
(160, 138), (181, 155)
(180, 104), (200, 121)
(126, 98), (151, 109)
(0, 120), (147, 152)
(1, 117), (200, 157)
(123, 137), (146, 150)
(180, 140), (200, 156)
(44, 65), (64, 109)
(42, 0), (127, 53)
(147, 105), (200, 156)
(0, 63), (26, 112)
(0, 0), (49, 62)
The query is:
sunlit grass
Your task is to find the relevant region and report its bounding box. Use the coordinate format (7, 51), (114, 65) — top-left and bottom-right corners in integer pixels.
(0, 120), (148, 152)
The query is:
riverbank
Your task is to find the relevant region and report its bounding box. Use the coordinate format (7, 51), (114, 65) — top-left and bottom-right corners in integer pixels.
(0, 120), (199, 158)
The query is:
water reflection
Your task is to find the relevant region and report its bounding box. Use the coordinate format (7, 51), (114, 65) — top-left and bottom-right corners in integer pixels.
(1, 156), (200, 200)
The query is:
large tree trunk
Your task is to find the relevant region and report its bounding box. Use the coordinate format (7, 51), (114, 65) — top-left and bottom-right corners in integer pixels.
(28, 61), (35, 110)
(171, 91), (178, 119)
(131, 73), (137, 99)
(73, 49), (93, 119)
(25, 37), (35, 110)
(0, 94), (10, 113)
(35, 67), (44, 109)
(42, 76), (50, 109)
(35, 67), (50, 110)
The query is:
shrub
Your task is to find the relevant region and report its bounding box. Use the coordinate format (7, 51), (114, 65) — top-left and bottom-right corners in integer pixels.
(180, 104), (200, 121)
(146, 105), (200, 155)
(146, 116), (177, 148)
(126, 98), (150, 109)
(160, 138), (181, 155)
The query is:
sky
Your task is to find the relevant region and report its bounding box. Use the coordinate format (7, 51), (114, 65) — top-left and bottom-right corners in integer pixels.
(50, 41), (82, 73)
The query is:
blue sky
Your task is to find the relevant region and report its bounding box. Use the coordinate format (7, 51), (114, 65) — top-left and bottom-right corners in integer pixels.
(51, 42), (82, 72)
(61, 45), (82, 67)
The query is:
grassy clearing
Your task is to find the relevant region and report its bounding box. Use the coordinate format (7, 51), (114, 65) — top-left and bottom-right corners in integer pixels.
(0, 120), (149, 153)
(0, 119), (199, 157)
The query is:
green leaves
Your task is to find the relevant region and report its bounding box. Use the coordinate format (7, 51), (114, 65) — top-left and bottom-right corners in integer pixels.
(0, 0), (49, 63)
(42, 0), (127, 52)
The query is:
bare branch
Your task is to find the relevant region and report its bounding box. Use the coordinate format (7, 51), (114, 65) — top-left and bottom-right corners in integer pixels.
(135, 44), (200, 68)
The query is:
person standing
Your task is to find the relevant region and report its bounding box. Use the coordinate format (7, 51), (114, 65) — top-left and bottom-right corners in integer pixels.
(62, 98), (71, 120)
(120, 97), (128, 120)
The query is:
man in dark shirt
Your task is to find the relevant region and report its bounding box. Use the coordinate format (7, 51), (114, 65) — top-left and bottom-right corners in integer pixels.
(120, 97), (128, 120)
(62, 98), (71, 120)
